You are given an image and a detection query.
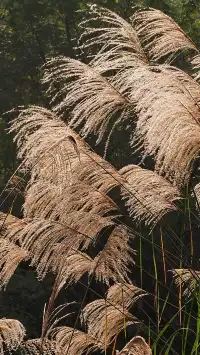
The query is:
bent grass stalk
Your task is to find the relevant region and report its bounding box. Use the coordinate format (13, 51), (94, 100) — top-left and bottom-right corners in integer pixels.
(191, 288), (200, 355)
(152, 232), (160, 333)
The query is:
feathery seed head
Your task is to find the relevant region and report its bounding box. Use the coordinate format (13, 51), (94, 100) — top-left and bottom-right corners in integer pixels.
(120, 165), (179, 226)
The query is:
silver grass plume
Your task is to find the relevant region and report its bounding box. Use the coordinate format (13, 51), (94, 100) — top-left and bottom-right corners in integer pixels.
(119, 165), (179, 226)
(43, 57), (133, 143)
(0, 213), (28, 245)
(1, 214), (132, 282)
(71, 152), (124, 193)
(78, 4), (147, 73)
(49, 226), (134, 286)
(3, 218), (91, 280)
(192, 54), (200, 82)
(56, 250), (93, 285)
(27, 223), (134, 285)
(92, 226), (135, 284)
(0, 216), (82, 280)
(132, 8), (197, 62)
(1, 214), (78, 281)
(0, 318), (26, 354)
(0, 212), (23, 233)
(8, 175), (26, 197)
(114, 65), (200, 186)
(79, 4), (145, 58)
(51, 326), (100, 355)
(91, 50), (147, 78)
(0, 238), (29, 289)
(82, 299), (134, 349)
(23, 181), (119, 247)
(192, 182), (200, 213)
(23, 179), (119, 249)
(48, 226), (134, 286)
(0, 176), (132, 284)
(10, 107), (124, 190)
(9, 107), (134, 284)
(172, 268), (200, 298)
(111, 50), (200, 101)
(21, 338), (60, 355)
(58, 211), (114, 250)
(9, 106), (85, 185)
(117, 336), (152, 355)
(24, 181), (118, 221)
(193, 181), (200, 213)
(106, 283), (145, 308)
(81, 283), (144, 348)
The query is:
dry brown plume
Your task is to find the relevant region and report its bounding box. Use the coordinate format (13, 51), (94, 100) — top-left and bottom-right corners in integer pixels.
(23, 180), (119, 252)
(3, 6), (200, 355)
(44, 225), (134, 286)
(81, 283), (144, 348)
(0, 211), (23, 232)
(24, 181), (118, 221)
(41, 33), (200, 188)
(0, 213), (27, 246)
(78, 4), (147, 73)
(10, 106), (124, 190)
(57, 250), (93, 285)
(23, 180), (118, 254)
(117, 336), (152, 354)
(193, 181), (200, 211)
(79, 4), (144, 57)
(0, 198), (133, 285)
(0, 238), (28, 289)
(43, 57), (132, 143)
(9, 106), (85, 185)
(106, 283), (145, 308)
(81, 299), (134, 349)
(21, 338), (59, 355)
(0, 213), (83, 280)
(92, 225), (135, 284)
(4, 218), (85, 280)
(119, 165), (179, 226)
(172, 269), (200, 298)
(48, 226), (134, 286)
(132, 8), (197, 62)
(79, 9), (199, 186)
(192, 54), (200, 82)
(7, 106), (137, 284)
(0, 318), (25, 354)
(51, 326), (100, 355)
(113, 64), (200, 186)
(3, 217), (134, 285)
(71, 152), (124, 193)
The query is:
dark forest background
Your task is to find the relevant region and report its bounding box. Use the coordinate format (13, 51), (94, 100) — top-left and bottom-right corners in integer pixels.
(0, 0), (200, 346)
